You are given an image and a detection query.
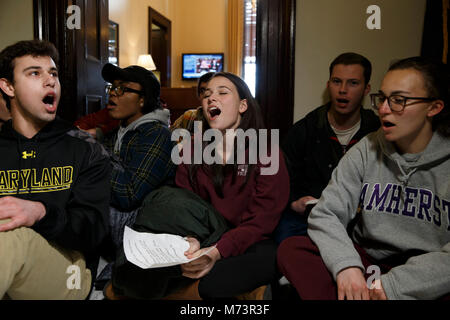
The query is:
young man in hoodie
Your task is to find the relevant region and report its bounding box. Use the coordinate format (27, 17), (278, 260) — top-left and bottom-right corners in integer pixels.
(274, 52), (380, 244)
(0, 40), (111, 299)
(99, 63), (175, 250)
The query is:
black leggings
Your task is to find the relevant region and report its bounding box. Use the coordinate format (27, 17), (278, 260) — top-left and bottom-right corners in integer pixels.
(198, 239), (279, 299)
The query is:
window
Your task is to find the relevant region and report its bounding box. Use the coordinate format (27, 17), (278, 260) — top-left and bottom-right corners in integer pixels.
(243, 0), (257, 96)
(108, 21), (119, 66)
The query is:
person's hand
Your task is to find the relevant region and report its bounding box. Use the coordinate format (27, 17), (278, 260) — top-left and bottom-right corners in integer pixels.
(77, 126), (97, 139)
(336, 267), (370, 300)
(290, 196), (317, 215)
(369, 279), (387, 300)
(181, 239), (221, 279)
(0, 196), (46, 232)
(184, 237), (201, 255)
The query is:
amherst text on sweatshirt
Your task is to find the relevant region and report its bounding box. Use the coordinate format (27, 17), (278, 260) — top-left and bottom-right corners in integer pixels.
(360, 183), (450, 231)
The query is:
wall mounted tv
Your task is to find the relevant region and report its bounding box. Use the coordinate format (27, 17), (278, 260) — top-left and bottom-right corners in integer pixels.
(182, 53), (224, 80)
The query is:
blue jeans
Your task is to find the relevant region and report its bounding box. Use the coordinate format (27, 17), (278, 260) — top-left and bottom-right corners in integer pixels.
(273, 209), (308, 244)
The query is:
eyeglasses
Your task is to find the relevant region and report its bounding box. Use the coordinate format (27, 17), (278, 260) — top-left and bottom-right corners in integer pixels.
(105, 84), (144, 97)
(370, 93), (436, 112)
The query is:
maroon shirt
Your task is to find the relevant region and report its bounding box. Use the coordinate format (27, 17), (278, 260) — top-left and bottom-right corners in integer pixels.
(175, 150), (289, 258)
(74, 108), (120, 135)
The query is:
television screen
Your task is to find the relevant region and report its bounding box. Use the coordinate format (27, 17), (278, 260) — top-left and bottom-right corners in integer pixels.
(182, 53), (224, 80)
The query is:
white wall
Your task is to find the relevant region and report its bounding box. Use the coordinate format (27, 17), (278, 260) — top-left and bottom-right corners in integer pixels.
(0, 0), (34, 50)
(109, 0), (173, 68)
(294, 0), (427, 122)
(109, 0), (227, 88)
(171, 0), (227, 88)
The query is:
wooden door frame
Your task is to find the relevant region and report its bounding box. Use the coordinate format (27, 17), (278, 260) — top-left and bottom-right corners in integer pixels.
(33, 0), (78, 122)
(148, 6), (172, 87)
(256, 0), (296, 141)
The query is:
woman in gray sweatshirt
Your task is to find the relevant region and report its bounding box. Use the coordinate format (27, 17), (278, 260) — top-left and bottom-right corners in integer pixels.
(278, 56), (450, 300)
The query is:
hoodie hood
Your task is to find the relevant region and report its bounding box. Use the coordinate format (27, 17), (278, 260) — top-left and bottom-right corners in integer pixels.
(132, 107), (170, 128)
(0, 117), (73, 142)
(377, 129), (450, 185)
(114, 108), (170, 153)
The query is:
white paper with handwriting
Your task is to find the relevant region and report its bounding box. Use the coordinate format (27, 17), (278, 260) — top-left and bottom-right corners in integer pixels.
(123, 226), (215, 269)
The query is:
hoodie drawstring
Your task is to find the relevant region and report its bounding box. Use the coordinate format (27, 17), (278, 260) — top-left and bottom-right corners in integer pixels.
(395, 158), (418, 203)
(17, 137), (23, 195)
(395, 159), (418, 188)
(29, 136), (40, 198)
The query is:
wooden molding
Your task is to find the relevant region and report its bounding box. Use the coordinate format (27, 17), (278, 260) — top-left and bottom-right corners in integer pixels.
(256, 0), (296, 141)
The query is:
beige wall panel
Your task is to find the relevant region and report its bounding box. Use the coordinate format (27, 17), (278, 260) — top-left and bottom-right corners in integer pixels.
(294, 0), (427, 122)
(0, 0), (34, 50)
(171, 0), (227, 88)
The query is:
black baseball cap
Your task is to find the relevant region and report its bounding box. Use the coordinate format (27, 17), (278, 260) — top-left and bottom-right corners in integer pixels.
(102, 63), (160, 112)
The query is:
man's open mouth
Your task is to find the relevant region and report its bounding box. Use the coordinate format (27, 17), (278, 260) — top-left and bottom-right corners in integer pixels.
(383, 121), (395, 127)
(42, 94), (55, 106)
(336, 98), (349, 104)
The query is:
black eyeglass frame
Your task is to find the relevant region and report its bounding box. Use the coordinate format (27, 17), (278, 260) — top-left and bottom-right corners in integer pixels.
(105, 84), (144, 97)
(370, 93), (436, 112)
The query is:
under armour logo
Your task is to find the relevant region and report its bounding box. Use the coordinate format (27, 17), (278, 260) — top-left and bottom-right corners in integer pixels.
(22, 151), (36, 159)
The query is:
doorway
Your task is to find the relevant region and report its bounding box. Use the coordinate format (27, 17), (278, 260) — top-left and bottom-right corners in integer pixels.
(148, 7), (171, 87)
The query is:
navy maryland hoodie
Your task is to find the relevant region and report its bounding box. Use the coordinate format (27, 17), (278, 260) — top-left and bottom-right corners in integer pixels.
(0, 118), (111, 271)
